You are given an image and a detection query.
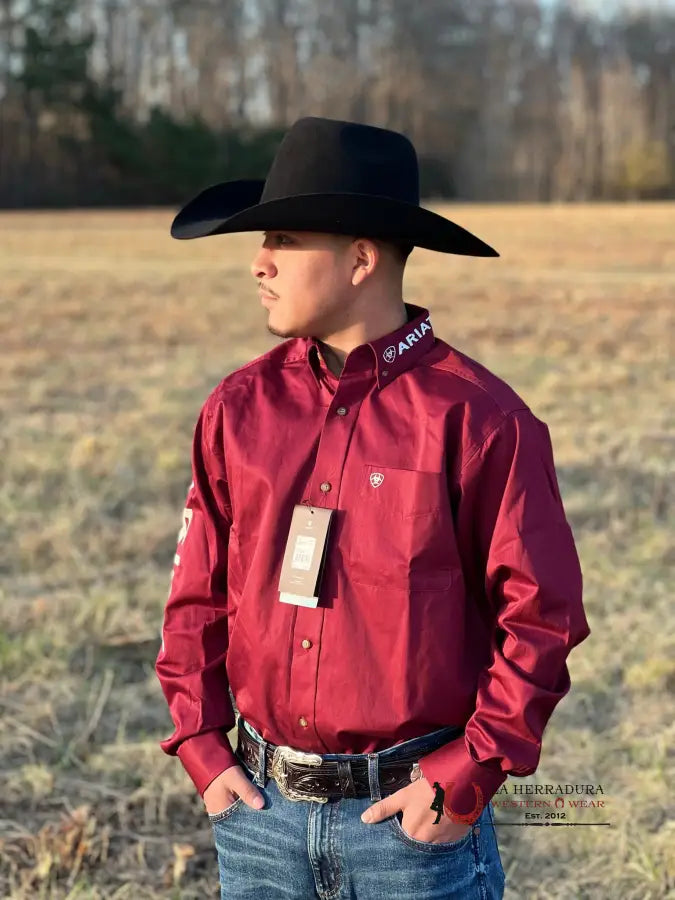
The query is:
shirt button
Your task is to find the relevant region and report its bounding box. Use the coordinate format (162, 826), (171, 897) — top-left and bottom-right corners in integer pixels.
(299, 716), (308, 727)
(336, 406), (347, 416)
(320, 481), (331, 492)
(381, 369), (389, 377)
(301, 639), (312, 649)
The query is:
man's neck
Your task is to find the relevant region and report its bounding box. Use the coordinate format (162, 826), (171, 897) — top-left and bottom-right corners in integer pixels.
(317, 302), (409, 377)
(319, 343), (346, 377)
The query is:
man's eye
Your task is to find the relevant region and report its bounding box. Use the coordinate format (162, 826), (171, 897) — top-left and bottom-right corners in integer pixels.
(276, 234), (291, 245)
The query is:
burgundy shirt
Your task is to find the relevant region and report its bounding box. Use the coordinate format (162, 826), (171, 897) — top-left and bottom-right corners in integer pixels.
(155, 302), (590, 822)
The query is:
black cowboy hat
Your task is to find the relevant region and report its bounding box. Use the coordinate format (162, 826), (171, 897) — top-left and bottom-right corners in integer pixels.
(170, 116), (499, 257)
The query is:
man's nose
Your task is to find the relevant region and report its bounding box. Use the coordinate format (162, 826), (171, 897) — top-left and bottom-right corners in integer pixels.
(250, 247), (276, 281)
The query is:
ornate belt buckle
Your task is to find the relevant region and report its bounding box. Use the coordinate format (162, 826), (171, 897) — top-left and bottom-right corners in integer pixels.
(270, 745), (329, 803)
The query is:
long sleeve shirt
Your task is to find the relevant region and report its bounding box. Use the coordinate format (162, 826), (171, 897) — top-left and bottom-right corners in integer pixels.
(155, 301), (590, 822)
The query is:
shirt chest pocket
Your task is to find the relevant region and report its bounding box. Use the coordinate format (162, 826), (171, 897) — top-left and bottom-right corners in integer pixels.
(358, 464), (442, 517)
(347, 464), (453, 592)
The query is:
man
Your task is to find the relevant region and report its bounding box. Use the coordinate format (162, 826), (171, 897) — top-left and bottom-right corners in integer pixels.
(156, 117), (590, 899)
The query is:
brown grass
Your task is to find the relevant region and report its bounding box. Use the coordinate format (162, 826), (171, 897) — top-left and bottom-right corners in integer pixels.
(1, 204), (673, 898)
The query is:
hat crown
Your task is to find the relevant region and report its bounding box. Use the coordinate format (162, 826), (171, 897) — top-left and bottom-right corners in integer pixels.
(260, 117), (420, 206)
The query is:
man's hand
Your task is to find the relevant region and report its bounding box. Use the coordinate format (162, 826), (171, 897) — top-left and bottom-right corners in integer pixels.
(360, 777), (474, 844)
(203, 764), (265, 815)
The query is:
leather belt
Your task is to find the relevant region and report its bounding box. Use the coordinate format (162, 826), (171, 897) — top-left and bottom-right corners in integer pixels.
(235, 717), (463, 804)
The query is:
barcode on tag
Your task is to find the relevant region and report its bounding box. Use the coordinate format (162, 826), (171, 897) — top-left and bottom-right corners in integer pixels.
(291, 534), (316, 571)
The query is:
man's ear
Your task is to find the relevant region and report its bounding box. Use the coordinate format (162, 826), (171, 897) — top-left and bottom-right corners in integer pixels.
(351, 238), (378, 286)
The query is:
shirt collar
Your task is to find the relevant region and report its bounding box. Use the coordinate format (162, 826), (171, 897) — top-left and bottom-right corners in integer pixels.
(305, 302), (434, 390)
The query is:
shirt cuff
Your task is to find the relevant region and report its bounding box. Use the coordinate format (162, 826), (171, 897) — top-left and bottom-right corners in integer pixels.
(176, 729), (240, 796)
(417, 735), (507, 825)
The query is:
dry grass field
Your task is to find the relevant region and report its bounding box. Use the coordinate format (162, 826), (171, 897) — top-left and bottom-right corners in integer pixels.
(0, 203), (673, 899)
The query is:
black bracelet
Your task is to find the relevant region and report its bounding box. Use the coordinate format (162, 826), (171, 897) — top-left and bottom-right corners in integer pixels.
(430, 781), (445, 824)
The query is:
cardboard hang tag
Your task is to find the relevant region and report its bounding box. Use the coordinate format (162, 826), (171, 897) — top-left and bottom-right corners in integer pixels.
(278, 504), (334, 607)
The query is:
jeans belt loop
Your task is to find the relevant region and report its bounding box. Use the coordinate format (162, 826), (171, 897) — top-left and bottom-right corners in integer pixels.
(367, 752), (381, 801)
(255, 738), (268, 787)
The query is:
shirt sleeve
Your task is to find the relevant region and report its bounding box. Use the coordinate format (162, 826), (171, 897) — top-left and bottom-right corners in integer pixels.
(417, 407), (591, 823)
(155, 395), (239, 796)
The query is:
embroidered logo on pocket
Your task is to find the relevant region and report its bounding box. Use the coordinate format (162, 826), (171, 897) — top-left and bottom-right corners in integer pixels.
(369, 472), (384, 488)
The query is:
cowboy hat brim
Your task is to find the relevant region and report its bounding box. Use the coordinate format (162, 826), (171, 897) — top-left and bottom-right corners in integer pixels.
(170, 180), (499, 257)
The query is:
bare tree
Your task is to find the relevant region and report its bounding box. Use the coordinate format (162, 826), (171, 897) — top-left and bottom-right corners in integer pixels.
(1, 0), (674, 205)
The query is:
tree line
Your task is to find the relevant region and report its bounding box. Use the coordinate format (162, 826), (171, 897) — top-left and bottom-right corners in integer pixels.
(0, 0), (673, 207)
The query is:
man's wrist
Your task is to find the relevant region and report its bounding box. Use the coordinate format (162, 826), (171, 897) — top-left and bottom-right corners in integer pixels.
(176, 730), (239, 796)
(417, 735), (507, 825)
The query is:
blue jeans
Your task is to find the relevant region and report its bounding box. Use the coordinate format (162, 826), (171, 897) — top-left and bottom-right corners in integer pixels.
(209, 717), (506, 899)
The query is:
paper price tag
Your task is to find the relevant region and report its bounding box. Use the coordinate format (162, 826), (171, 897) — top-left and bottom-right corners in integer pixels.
(278, 504), (334, 607)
